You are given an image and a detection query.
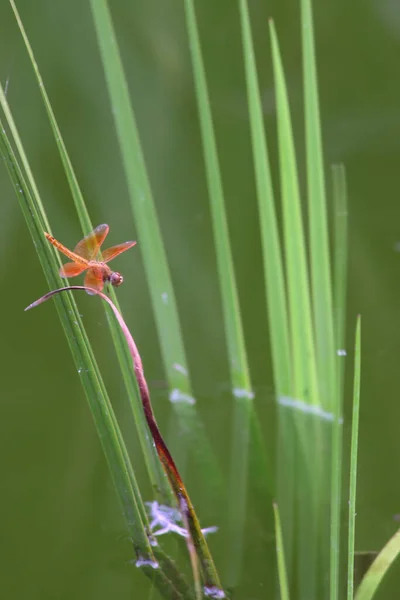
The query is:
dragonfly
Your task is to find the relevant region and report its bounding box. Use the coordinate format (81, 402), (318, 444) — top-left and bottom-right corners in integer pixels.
(45, 223), (136, 293)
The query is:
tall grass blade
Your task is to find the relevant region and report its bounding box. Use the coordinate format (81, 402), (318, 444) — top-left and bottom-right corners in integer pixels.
(269, 19), (319, 411)
(2, 113), (198, 597)
(88, 0), (221, 491)
(238, 0), (290, 395)
(183, 0), (254, 399)
(8, 0), (90, 230)
(0, 85), (160, 576)
(273, 503), (291, 600)
(238, 0), (294, 577)
(331, 163), (348, 600)
(333, 163), (349, 365)
(301, 0), (335, 412)
(301, 3), (336, 592)
(8, 0), (170, 504)
(184, 0), (267, 587)
(27, 285), (225, 599)
(270, 19), (322, 599)
(348, 316), (361, 600)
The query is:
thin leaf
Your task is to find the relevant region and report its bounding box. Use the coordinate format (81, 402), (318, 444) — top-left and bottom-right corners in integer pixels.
(270, 19), (321, 599)
(301, 3), (337, 592)
(0, 83), (165, 585)
(301, 0), (336, 413)
(8, 0), (171, 504)
(269, 20), (319, 408)
(238, 0), (294, 574)
(333, 163), (349, 363)
(274, 503), (291, 600)
(354, 528), (400, 600)
(27, 285), (225, 599)
(184, 0), (266, 587)
(330, 163), (349, 600)
(88, 0), (221, 492)
(348, 316), (361, 600)
(238, 0), (290, 397)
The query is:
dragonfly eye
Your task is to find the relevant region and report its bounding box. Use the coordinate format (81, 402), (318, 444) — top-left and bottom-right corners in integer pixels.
(110, 272), (123, 287)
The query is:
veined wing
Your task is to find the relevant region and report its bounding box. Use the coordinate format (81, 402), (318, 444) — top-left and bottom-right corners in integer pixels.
(74, 224), (109, 261)
(102, 241), (136, 263)
(60, 262), (87, 278)
(84, 267), (105, 295)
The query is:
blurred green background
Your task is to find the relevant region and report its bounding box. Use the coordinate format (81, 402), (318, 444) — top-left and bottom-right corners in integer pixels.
(1, 1), (400, 598)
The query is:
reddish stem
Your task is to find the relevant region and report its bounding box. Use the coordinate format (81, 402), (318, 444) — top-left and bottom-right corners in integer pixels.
(25, 285), (225, 598)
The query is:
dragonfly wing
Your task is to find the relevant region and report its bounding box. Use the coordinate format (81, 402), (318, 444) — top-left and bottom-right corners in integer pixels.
(74, 224), (109, 261)
(59, 262), (87, 278)
(102, 241), (136, 263)
(84, 268), (104, 295)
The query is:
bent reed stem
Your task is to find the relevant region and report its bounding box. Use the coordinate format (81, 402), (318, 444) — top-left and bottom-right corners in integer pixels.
(25, 285), (225, 599)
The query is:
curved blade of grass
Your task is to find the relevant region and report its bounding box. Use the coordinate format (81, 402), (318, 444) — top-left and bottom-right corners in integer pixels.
(270, 20), (322, 600)
(23, 293), (196, 599)
(0, 85), (188, 595)
(88, 0), (221, 493)
(184, 0), (269, 587)
(1, 124), (190, 600)
(348, 316), (361, 600)
(101, 287), (225, 598)
(0, 88), (150, 549)
(238, 0), (294, 573)
(273, 503), (290, 600)
(354, 528), (400, 600)
(8, 0), (171, 504)
(331, 163), (349, 600)
(0, 83), (151, 538)
(27, 285), (225, 599)
(180, 500), (203, 600)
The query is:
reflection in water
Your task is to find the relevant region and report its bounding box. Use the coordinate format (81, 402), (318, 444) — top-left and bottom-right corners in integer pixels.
(278, 395), (341, 423)
(146, 500), (218, 539)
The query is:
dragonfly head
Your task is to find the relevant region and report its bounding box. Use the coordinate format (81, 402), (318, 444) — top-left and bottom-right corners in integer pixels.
(110, 271), (123, 287)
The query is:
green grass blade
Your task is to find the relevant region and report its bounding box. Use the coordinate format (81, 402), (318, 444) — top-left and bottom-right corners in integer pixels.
(348, 316), (361, 600)
(270, 19), (321, 599)
(8, 0), (171, 505)
(350, 316), (396, 600)
(274, 503), (291, 600)
(333, 164), (349, 362)
(301, 5), (337, 592)
(88, 0), (221, 491)
(238, 0), (294, 576)
(8, 0), (90, 229)
(184, 0), (266, 586)
(354, 529), (400, 600)
(330, 163), (348, 600)
(184, 0), (253, 401)
(0, 98), (196, 599)
(238, 0), (290, 397)
(0, 86), (153, 561)
(269, 20), (319, 411)
(301, 0), (336, 412)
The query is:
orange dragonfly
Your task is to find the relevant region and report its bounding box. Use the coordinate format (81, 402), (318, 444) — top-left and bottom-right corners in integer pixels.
(45, 224), (136, 293)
